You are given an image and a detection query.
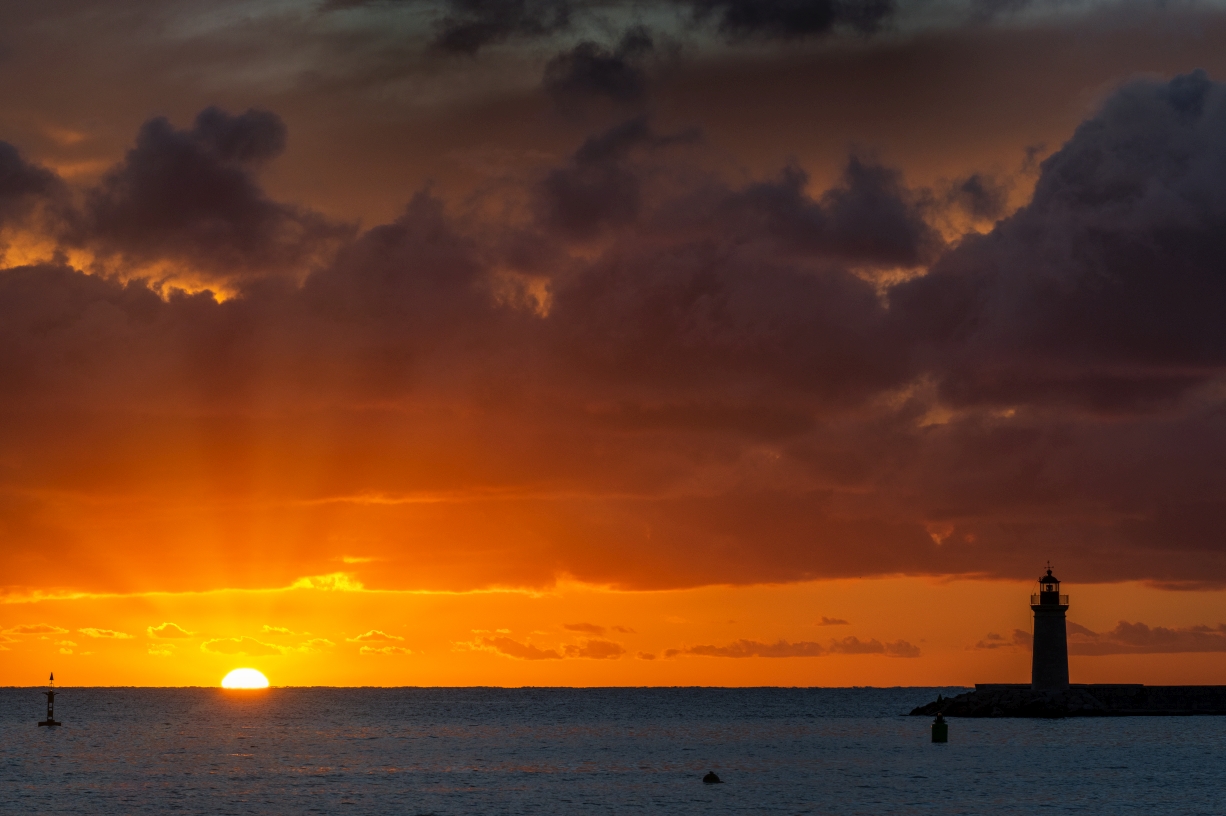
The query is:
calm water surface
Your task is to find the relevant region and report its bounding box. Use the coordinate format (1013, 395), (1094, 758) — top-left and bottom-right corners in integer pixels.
(2, 687), (1223, 814)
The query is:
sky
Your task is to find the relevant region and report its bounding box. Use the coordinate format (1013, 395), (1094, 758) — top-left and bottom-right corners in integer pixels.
(4, 0), (1226, 687)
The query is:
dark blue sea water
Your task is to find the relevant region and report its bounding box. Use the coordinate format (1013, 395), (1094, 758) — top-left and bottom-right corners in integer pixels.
(2, 687), (1223, 814)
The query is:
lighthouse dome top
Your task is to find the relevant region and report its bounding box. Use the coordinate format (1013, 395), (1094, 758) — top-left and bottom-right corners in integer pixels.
(1039, 568), (1060, 584)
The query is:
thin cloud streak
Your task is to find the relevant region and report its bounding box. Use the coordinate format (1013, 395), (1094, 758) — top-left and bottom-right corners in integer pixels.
(667, 636), (920, 658)
(1069, 621), (1226, 655)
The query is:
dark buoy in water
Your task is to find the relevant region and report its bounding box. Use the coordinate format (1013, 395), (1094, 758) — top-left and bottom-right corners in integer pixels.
(38, 672), (61, 727)
(703, 771), (723, 784)
(931, 712), (947, 743)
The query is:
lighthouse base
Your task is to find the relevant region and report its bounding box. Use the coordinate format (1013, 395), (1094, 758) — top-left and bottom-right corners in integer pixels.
(911, 685), (1226, 718)
(38, 719), (61, 726)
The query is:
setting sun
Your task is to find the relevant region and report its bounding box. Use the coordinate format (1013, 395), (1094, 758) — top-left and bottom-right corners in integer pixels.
(4, 0), (1226, 698)
(221, 668), (269, 689)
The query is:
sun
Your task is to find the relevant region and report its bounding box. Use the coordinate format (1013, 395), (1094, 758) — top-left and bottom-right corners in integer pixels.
(221, 668), (270, 689)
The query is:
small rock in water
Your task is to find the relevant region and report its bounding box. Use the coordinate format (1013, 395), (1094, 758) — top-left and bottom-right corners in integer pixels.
(703, 771), (723, 784)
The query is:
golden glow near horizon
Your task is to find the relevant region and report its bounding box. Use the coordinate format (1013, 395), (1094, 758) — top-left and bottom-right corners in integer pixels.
(5, 577), (1226, 687)
(221, 668), (269, 689)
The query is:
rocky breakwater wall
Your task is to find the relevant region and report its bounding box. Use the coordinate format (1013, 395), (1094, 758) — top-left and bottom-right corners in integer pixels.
(911, 684), (1226, 718)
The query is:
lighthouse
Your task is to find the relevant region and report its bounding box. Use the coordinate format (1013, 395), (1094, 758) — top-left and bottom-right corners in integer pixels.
(1030, 567), (1070, 691)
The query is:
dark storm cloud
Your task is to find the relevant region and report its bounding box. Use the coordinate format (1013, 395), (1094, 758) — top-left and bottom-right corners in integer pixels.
(291, 190), (545, 400)
(538, 119), (938, 265)
(0, 263), (174, 404)
(189, 107), (288, 164)
(434, 0), (573, 53)
(322, 0), (892, 54)
(321, 0), (894, 61)
(496, 72), (1226, 588)
(968, 0), (1092, 23)
(542, 26), (654, 109)
(536, 116), (698, 239)
(969, 0), (1033, 21)
(894, 70), (1226, 412)
(944, 173), (1010, 222)
(69, 107), (348, 285)
(0, 142), (60, 226)
(319, 0), (576, 43)
(688, 0), (895, 40)
(705, 159), (942, 266)
(305, 191), (485, 324)
(8, 72), (1226, 593)
(536, 144), (917, 404)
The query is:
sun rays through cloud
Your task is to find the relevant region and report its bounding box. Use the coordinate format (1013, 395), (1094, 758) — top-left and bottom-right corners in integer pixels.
(4, 0), (1226, 686)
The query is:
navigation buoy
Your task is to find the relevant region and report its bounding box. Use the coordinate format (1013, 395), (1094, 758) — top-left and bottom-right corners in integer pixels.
(703, 771), (723, 784)
(38, 672), (61, 727)
(931, 712), (947, 743)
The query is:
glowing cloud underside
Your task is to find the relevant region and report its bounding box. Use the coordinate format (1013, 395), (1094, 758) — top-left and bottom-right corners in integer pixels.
(221, 668), (269, 689)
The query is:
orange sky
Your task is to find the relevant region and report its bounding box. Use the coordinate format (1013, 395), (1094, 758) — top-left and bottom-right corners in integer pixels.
(7, 577), (1226, 687)
(4, 0), (1226, 686)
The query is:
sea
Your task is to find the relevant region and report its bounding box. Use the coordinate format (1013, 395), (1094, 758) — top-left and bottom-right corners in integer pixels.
(2, 687), (1223, 815)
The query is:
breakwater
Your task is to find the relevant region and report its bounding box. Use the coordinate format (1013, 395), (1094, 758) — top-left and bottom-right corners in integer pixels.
(911, 684), (1226, 718)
